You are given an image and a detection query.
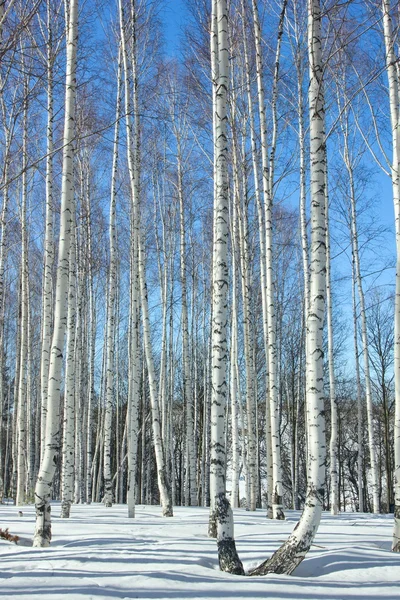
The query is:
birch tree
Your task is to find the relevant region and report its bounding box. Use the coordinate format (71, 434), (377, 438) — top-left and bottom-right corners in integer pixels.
(381, 0), (400, 551)
(209, 0), (244, 575)
(250, 0), (326, 574)
(16, 70), (29, 507)
(60, 214), (76, 518)
(33, 0), (78, 547)
(40, 0), (56, 463)
(250, 0), (287, 520)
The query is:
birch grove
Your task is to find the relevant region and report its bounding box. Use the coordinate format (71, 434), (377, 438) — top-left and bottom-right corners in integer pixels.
(0, 0), (398, 571)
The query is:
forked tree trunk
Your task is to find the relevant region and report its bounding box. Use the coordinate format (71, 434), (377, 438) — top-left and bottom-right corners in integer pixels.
(250, 0), (326, 575)
(33, 0), (78, 547)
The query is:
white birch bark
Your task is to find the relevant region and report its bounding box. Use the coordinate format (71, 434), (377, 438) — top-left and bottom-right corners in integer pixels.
(16, 81), (29, 506)
(0, 192), (6, 499)
(235, 97), (259, 515)
(103, 50), (122, 510)
(250, 0), (326, 574)
(138, 236), (173, 516)
(230, 82), (258, 513)
(118, 0), (142, 519)
(325, 171), (338, 516)
(381, 0), (400, 551)
(344, 134), (380, 515)
(33, 0), (78, 547)
(40, 0), (55, 463)
(209, 0), (243, 574)
(60, 215), (76, 518)
(86, 235), (96, 504)
(0, 99), (13, 499)
(229, 195), (240, 510)
(352, 256), (364, 513)
(251, 0), (286, 520)
(177, 136), (197, 507)
(118, 0), (172, 517)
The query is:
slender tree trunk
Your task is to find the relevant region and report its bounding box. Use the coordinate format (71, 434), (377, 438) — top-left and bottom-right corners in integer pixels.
(209, 0), (243, 575)
(40, 0), (55, 464)
(251, 0), (287, 520)
(352, 257), (364, 512)
(345, 142), (380, 514)
(381, 0), (400, 550)
(60, 216), (76, 518)
(325, 170), (338, 515)
(177, 139), (197, 507)
(230, 201), (240, 509)
(33, 0), (78, 547)
(16, 74), (29, 507)
(103, 49), (122, 510)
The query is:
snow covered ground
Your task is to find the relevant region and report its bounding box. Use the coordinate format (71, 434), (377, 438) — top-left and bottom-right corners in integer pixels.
(0, 503), (399, 599)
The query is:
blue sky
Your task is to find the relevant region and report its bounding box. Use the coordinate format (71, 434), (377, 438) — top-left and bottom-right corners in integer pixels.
(161, 0), (189, 56)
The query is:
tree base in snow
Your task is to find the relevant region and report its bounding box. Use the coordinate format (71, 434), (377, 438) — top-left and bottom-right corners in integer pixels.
(248, 535), (306, 576)
(208, 511), (217, 538)
(273, 507), (285, 520)
(33, 497), (52, 548)
(60, 500), (71, 518)
(162, 505), (174, 517)
(393, 506), (400, 552)
(218, 539), (244, 575)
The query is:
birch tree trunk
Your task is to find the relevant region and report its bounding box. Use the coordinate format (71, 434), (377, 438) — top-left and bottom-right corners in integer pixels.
(344, 136), (380, 515)
(60, 215), (76, 518)
(251, 0), (286, 520)
(209, 0), (243, 575)
(381, 0), (400, 551)
(229, 190), (240, 510)
(16, 77), (29, 507)
(177, 137), (197, 507)
(0, 127), (9, 499)
(250, 0), (326, 574)
(352, 255), (364, 513)
(118, 0), (172, 517)
(103, 50), (122, 510)
(325, 170), (338, 516)
(33, 0), (78, 547)
(40, 0), (55, 463)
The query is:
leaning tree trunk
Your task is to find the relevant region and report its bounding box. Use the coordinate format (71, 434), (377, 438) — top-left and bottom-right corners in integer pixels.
(209, 0), (244, 575)
(381, 0), (400, 551)
(250, 0), (326, 575)
(33, 0), (78, 547)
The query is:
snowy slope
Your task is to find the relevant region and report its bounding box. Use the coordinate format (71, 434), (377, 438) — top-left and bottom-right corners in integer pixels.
(0, 504), (399, 599)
